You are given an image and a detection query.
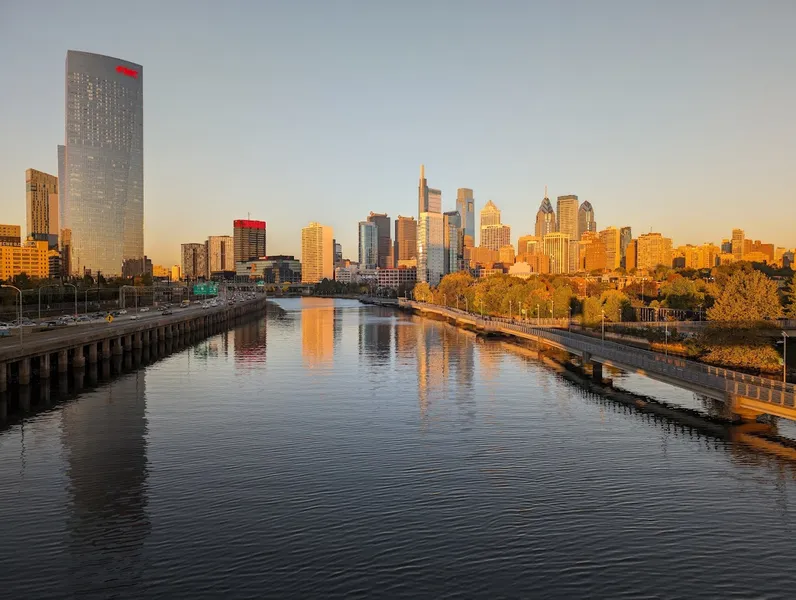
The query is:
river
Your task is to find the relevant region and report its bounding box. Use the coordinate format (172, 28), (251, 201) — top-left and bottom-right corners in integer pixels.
(1, 298), (795, 599)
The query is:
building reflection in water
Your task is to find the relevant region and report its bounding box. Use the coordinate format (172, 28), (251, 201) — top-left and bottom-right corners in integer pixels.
(358, 307), (393, 367)
(302, 298), (335, 368)
(61, 370), (150, 596)
(233, 319), (267, 370)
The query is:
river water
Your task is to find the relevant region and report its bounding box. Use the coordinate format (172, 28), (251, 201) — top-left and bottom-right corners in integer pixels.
(1, 298), (795, 599)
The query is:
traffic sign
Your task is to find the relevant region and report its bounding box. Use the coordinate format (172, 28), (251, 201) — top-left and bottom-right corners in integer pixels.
(106, 314), (114, 323)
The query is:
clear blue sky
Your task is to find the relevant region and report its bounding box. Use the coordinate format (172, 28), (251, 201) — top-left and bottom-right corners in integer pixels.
(1, 0), (794, 266)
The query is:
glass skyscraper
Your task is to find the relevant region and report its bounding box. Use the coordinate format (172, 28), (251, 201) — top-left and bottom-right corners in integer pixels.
(456, 188), (475, 245)
(64, 50), (143, 276)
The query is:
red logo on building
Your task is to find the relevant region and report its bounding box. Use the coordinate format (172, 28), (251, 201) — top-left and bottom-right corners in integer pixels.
(234, 220), (266, 230)
(116, 65), (139, 79)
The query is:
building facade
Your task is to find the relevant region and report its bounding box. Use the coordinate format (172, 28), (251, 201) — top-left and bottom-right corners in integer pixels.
(456, 188), (475, 245)
(517, 234), (540, 256)
(0, 239), (50, 280)
(636, 233), (673, 271)
(731, 228), (745, 261)
(535, 196), (556, 238)
(577, 200), (596, 239)
(235, 255), (302, 283)
(556, 195), (579, 240)
(443, 211), (462, 274)
(481, 224), (511, 252)
(0, 224), (21, 247)
(26, 169), (59, 249)
(418, 165), (441, 215)
(64, 51), (143, 276)
(367, 212), (392, 269)
(301, 222), (334, 283)
(181, 242), (208, 280)
(358, 221), (379, 268)
(394, 215), (417, 266)
(543, 232), (570, 274)
(207, 235), (234, 275)
(599, 227), (622, 270)
(233, 219), (267, 263)
(417, 212), (444, 286)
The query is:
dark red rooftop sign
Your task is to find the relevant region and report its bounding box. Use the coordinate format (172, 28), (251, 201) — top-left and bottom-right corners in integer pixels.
(234, 220), (266, 229)
(116, 65), (139, 79)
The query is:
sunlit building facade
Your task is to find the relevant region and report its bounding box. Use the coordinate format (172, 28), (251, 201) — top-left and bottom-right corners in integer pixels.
(0, 239), (50, 280)
(64, 51), (143, 276)
(233, 219), (267, 263)
(556, 195), (579, 240)
(301, 222), (334, 283)
(535, 196), (556, 238)
(543, 232), (570, 274)
(358, 221), (379, 269)
(636, 233), (673, 271)
(26, 169), (59, 249)
(599, 227), (622, 270)
(417, 212), (444, 286)
(456, 188), (475, 244)
(577, 200), (596, 239)
(394, 215), (417, 266)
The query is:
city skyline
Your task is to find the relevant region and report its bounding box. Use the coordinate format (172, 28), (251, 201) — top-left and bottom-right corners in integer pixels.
(1, 2), (795, 266)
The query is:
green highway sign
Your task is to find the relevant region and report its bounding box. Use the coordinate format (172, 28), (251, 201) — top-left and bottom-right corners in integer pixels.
(192, 282), (219, 296)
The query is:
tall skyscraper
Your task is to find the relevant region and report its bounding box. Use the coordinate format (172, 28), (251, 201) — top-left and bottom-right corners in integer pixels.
(619, 226), (632, 268)
(480, 200), (501, 228)
(626, 239), (638, 271)
(481, 225), (511, 252)
(25, 169), (59, 249)
(543, 232), (570, 275)
(417, 212), (444, 286)
(181, 243), (207, 280)
(731, 228), (745, 261)
(64, 51), (143, 276)
(418, 165), (441, 215)
(637, 233), (673, 271)
(358, 221), (379, 268)
(57, 145), (66, 229)
(394, 215), (417, 266)
(556, 195), (579, 240)
(207, 235), (234, 274)
(333, 241), (343, 267)
(599, 227), (622, 270)
(517, 234), (540, 256)
(535, 195), (556, 238)
(367, 212), (392, 268)
(456, 188), (475, 245)
(443, 211), (462, 274)
(233, 219), (267, 263)
(577, 200), (596, 239)
(301, 222), (334, 283)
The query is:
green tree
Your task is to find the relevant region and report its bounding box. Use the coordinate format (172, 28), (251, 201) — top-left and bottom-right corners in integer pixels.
(600, 290), (632, 322)
(582, 297), (602, 327)
(660, 275), (705, 310)
(707, 269), (782, 322)
(12, 272), (32, 289)
(552, 285), (574, 318)
(414, 282), (433, 302)
(438, 272), (475, 308)
(786, 272), (796, 317)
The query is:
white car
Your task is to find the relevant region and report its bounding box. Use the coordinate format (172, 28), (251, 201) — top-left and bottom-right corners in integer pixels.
(130, 315), (139, 320)
(140, 307), (150, 312)
(119, 309), (128, 315)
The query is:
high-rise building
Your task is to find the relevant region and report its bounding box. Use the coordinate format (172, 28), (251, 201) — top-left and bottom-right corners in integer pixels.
(637, 233), (673, 271)
(568, 239), (580, 273)
(57, 145), (66, 229)
(619, 226), (632, 268)
(731, 228), (745, 261)
(181, 243), (207, 280)
(64, 51), (143, 276)
(625, 239), (638, 271)
(749, 240), (775, 263)
(26, 169), (59, 249)
(543, 232), (570, 275)
(599, 227), (622, 270)
(418, 165), (441, 215)
(556, 195), (579, 240)
(206, 236), (234, 275)
(171, 265), (181, 281)
(0, 239), (50, 280)
(480, 200), (501, 228)
(517, 234), (540, 256)
(417, 212), (444, 286)
(0, 224), (21, 246)
(481, 224), (511, 252)
(443, 211), (462, 274)
(367, 212), (392, 269)
(720, 239), (732, 254)
(233, 219), (267, 262)
(334, 241), (343, 267)
(394, 215), (417, 267)
(60, 228), (71, 277)
(358, 221), (379, 268)
(498, 245), (516, 265)
(577, 201), (596, 239)
(301, 222), (334, 283)
(535, 195), (556, 238)
(579, 232), (607, 272)
(456, 188), (475, 244)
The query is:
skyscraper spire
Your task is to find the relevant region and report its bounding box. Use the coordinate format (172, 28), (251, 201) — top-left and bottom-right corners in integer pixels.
(420, 164), (425, 180)
(544, 185), (548, 199)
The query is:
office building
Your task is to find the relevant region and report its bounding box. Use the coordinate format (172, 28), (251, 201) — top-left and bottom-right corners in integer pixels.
(358, 221), (379, 268)
(481, 224), (511, 252)
(556, 195), (579, 240)
(376, 267), (417, 290)
(0, 239), (50, 280)
(152, 265), (170, 278)
(233, 219), (267, 263)
(443, 211), (462, 274)
(636, 233), (673, 271)
(26, 168), (59, 249)
(394, 215), (417, 266)
(171, 265), (181, 281)
(619, 226), (632, 267)
(301, 222), (334, 283)
(236, 255), (302, 284)
(334, 241), (343, 267)
(417, 212), (444, 286)
(456, 188), (475, 244)
(64, 51), (143, 276)
(122, 256), (152, 278)
(0, 224), (21, 247)
(367, 212), (392, 269)
(749, 240), (775, 263)
(720, 239), (732, 254)
(418, 165), (441, 215)
(579, 232), (607, 272)
(499, 245), (516, 265)
(625, 239), (638, 271)
(599, 227), (622, 270)
(535, 195), (556, 238)
(731, 228), (745, 261)
(517, 234), (540, 256)
(569, 239), (580, 273)
(480, 200), (501, 228)
(543, 232), (570, 274)
(181, 242), (208, 280)
(577, 200), (596, 239)
(467, 246), (499, 268)
(57, 145), (66, 228)
(207, 235), (234, 275)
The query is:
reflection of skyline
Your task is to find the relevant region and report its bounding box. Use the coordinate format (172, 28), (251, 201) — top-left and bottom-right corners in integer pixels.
(234, 319), (267, 369)
(358, 311), (393, 367)
(61, 370), (150, 595)
(302, 298), (335, 368)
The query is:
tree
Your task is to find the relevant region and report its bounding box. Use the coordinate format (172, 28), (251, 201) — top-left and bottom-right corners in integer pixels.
(786, 272), (796, 317)
(582, 297), (602, 327)
(707, 269), (782, 322)
(414, 282), (433, 302)
(552, 285), (574, 318)
(600, 290), (633, 322)
(660, 275), (705, 310)
(12, 272), (32, 289)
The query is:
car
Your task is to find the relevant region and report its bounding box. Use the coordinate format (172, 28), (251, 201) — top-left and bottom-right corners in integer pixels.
(202, 303), (210, 310)
(119, 309), (128, 315)
(140, 307), (150, 312)
(162, 310), (173, 315)
(193, 300), (201, 304)
(77, 316), (91, 322)
(130, 315), (139, 320)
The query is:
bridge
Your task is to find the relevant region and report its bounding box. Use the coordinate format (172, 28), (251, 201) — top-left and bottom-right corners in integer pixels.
(395, 299), (796, 423)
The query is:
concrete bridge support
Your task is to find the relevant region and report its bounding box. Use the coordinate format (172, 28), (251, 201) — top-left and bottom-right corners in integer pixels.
(72, 347), (86, 369)
(18, 357), (31, 385)
(58, 350), (68, 373)
(39, 354), (51, 379)
(0, 362), (6, 392)
(101, 339), (111, 360)
(88, 343), (98, 364)
(112, 337), (123, 356)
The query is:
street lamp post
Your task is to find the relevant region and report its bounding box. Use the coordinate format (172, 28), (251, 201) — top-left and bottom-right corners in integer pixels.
(1, 284), (23, 343)
(465, 297), (468, 313)
(781, 331), (789, 384)
(38, 284), (61, 320)
(509, 300), (512, 320)
(480, 299), (484, 317)
(63, 283), (77, 317)
(568, 306), (572, 331)
(601, 309), (606, 343)
(665, 321), (669, 356)
(537, 303), (540, 326)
